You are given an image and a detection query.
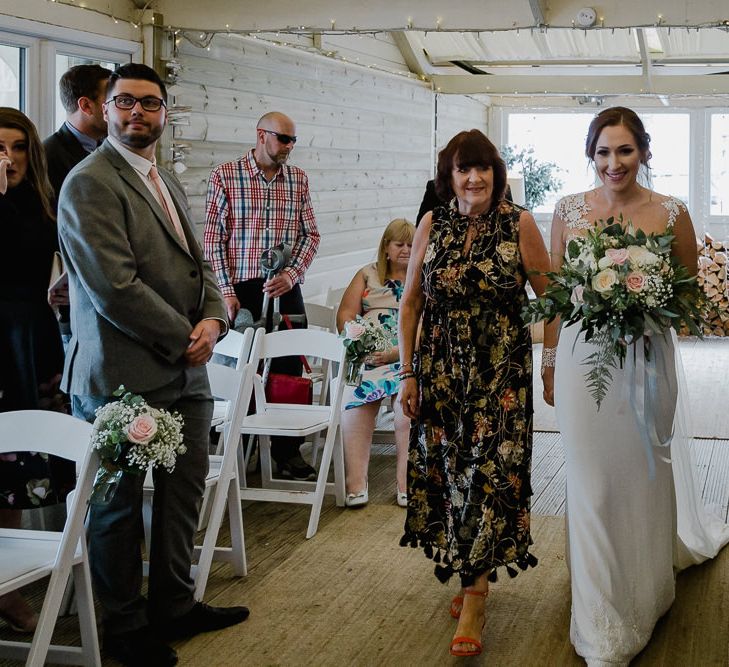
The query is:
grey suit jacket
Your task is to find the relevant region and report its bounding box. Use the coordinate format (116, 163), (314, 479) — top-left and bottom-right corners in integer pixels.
(58, 141), (226, 395)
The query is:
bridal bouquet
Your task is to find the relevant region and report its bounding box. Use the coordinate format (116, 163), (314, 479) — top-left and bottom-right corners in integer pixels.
(340, 316), (392, 385)
(525, 217), (704, 407)
(89, 386), (186, 504)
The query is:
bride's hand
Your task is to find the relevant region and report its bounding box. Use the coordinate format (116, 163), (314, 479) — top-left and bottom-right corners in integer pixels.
(542, 367), (555, 407)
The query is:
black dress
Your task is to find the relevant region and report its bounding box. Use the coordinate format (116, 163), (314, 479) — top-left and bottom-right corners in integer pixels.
(401, 199), (537, 584)
(0, 180), (73, 509)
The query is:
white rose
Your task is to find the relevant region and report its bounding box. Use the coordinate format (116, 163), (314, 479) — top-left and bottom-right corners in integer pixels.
(598, 255), (614, 270)
(591, 268), (618, 294)
(627, 245), (659, 267)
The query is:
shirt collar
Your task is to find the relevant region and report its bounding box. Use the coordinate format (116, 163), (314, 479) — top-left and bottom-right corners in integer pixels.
(64, 121), (98, 154)
(244, 148), (284, 182)
(107, 135), (156, 177)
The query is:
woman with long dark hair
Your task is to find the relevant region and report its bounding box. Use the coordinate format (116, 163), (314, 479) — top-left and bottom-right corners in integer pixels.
(0, 107), (73, 632)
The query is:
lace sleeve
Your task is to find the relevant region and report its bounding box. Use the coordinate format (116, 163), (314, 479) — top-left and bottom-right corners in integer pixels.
(662, 197), (687, 229)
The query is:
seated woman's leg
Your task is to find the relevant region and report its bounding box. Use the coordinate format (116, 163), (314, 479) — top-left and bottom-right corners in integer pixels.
(341, 400), (381, 494)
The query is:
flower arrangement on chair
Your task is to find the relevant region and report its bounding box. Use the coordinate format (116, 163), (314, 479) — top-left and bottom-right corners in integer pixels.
(89, 386), (186, 503)
(340, 316), (392, 385)
(525, 217), (704, 407)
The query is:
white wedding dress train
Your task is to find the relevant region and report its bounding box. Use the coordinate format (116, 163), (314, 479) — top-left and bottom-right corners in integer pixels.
(555, 325), (729, 666)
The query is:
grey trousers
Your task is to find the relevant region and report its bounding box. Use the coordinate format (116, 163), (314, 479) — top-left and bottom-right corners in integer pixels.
(72, 366), (212, 635)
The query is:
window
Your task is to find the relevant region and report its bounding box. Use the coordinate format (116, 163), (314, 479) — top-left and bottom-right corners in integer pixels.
(0, 16), (140, 137)
(640, 113), (690, 207)
(506, 112), (595, 215)
(710, 114), (729, 216)
(0, 43), (23, 109)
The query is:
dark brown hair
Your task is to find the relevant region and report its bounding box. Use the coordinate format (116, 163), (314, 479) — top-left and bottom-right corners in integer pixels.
(434, 129), (507, 209)
(108, 63), (167, 102)
(59, 64), (112, 113)
(585, 106), (652, 165)
(0, 107), (55, 221)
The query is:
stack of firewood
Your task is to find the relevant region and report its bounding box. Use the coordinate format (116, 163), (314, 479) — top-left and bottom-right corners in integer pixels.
(697, 235), (729, 336)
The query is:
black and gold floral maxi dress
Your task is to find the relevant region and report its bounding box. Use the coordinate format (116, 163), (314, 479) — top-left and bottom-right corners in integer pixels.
(401, 199), (538, 585)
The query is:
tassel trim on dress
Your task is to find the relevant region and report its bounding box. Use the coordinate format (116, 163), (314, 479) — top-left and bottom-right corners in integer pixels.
(399, 533), (538, 583)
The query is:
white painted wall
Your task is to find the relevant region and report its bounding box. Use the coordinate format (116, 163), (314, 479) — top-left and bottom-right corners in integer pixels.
(435, 93), (489, 156)
(166, 34), (432, 301)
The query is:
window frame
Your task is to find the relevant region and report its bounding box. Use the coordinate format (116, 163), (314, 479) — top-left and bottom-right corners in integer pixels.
(0, 15), (141, 137)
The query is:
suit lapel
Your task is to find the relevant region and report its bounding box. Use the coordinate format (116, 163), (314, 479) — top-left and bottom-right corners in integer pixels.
(101, 143), (192, 256)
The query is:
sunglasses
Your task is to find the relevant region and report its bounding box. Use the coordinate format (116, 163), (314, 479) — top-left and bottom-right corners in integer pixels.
(261, 129), (297, 145)
(105, 94), (167, 112)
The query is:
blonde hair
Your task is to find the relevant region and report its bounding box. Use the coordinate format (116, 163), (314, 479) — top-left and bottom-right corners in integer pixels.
(376, 218), (415, 284)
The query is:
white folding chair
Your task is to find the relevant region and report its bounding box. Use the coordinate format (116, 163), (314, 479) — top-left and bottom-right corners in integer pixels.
(304, 302), (337, 334)
(239, 327), (347, 539)
(304, 302), (340, 465)
(142, 361), (251, 599)
(211, 328), (254, 426)
(0, 411), (100, 667)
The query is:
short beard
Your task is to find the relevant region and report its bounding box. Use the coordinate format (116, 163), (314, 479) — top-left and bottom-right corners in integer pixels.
(117, 123), (163, 149)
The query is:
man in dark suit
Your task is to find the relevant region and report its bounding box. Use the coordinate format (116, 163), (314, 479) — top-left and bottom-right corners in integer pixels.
(44, 64), (111, 202)
(58, 64), (249, 667)
(45, 65), (111, 337)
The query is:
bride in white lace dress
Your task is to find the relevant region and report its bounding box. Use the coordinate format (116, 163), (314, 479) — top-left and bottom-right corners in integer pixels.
(541, 107), (729, 666)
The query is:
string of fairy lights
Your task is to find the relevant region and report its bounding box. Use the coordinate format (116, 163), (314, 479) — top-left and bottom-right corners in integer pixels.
(39, 1), (729, 88)
(41, 0), (729, 37)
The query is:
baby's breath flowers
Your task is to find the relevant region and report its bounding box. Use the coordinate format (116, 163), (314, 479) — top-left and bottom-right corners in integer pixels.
(524, 217), (704, 408)
(90, 386), (185, 503)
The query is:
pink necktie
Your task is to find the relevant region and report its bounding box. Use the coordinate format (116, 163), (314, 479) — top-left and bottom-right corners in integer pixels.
(149, 165), (189, 252)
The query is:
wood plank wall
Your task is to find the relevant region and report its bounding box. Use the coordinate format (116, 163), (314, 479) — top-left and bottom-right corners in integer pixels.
(165, 34), (436, 301)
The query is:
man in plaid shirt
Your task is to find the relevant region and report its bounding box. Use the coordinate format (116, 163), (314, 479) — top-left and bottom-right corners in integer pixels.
(204, 111), (320, 480)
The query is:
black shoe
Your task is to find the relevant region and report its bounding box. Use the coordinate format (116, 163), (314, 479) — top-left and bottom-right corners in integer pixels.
(276, 454), (317, 481)
(157, 601), (250, 640)
(105, 627), (178, 667)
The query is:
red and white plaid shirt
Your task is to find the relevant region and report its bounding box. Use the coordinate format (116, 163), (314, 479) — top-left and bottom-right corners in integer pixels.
(203, 149), (320, 297)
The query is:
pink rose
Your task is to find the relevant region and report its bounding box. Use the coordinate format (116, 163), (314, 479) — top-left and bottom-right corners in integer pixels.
(345, 321), (366, 340)
(626, 271), (646, 293)
(127, 414), (158, 445)
(605, 248), (629, 265)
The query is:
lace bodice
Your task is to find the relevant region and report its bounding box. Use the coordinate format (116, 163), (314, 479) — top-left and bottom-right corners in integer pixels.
(555, 192), (687, 235)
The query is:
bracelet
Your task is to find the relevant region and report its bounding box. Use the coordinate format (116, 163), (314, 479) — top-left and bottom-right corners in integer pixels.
(541, 346), (556, 376)
(400, 372), (416, 380)
(400, 361), (414, 369)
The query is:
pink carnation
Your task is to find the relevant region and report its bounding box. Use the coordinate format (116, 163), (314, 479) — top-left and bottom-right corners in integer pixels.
(605, 248), (629, 265)
(626, 271), (646, 293)
(127, 414), (158, 445)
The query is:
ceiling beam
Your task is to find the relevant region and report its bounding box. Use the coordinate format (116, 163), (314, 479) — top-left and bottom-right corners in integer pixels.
(635, 28), (654, 93)
(431, 73), (729, 95)
(527, 0), (546, 26)
(390, 31), (429, 76)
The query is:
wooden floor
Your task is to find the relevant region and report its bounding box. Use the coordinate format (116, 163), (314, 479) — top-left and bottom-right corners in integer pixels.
(2, 430), (729, 666)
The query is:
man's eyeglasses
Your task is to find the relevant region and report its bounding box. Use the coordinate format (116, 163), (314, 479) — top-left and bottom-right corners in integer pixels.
(261, 129), (297, 145)
(105, 94), (167, 112)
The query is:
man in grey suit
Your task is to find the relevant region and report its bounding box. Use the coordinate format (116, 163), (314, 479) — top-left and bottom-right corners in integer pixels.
(58, 64), (249, 667)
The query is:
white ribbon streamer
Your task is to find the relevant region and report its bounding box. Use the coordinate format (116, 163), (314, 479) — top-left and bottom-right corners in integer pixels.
(624, 331), (677, 479)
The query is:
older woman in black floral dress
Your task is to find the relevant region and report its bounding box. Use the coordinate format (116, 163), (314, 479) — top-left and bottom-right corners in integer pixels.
(398, 130), (551, 657)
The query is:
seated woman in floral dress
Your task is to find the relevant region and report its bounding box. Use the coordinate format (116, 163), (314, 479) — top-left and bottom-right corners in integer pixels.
(336, 218), (415, 507)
